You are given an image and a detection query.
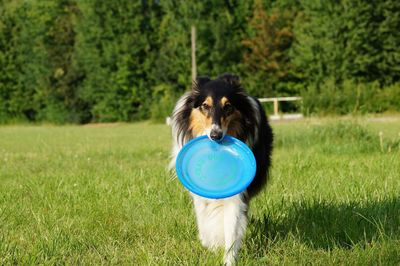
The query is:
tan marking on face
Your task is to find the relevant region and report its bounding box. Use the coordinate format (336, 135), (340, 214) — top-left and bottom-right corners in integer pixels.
(220, 97), (229, 106)
(223, 110), (243, 138)
(204, 96), (213, 107)
(189, 108), (212, 136)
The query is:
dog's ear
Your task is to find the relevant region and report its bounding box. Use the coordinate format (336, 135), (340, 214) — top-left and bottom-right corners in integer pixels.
(192, 76), (210, 92)
(217, 73), (241, 87)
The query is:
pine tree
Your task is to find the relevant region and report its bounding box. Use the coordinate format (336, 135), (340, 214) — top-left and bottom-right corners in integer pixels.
(0, 1), (21, 122)
(291, 0), (345, 89)
(75, 0), (161, 122)
(342, 0), (400, 85)
(242, 0), (295, 97)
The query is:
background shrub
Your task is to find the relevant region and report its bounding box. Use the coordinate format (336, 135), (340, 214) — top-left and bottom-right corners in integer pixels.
(0, 0), (399, 123)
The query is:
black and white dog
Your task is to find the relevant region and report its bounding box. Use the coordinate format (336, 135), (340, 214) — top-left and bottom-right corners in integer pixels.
(170, 74), (273, 265)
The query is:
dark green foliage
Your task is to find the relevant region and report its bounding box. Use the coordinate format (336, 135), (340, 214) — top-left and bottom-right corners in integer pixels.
(37, 0), (87, 123)
(341, 0), (400, 85)
(242, 0), (296, 97)
(195, 1), (252, 78)
(0, 2), (20, 123)
(302, 80), (400, 115)
(0, 0), (399, 123)
(154, 2), (191, 93)
(293, 0), (400, 114)
(75, 1), (162, 122)
(1, 0), (87, 123)
(150, 84), (178, 123)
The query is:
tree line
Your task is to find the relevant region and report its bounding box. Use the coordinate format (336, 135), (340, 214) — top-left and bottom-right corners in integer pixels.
(0, 0), (399, 123)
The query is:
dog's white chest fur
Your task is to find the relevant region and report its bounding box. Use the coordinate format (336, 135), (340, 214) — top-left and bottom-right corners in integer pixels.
(191, 193), (248, 265)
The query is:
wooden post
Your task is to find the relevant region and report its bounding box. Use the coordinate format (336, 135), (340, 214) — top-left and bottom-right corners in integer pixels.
(273, 98), (279, 116)
(191, 25), (197, 82)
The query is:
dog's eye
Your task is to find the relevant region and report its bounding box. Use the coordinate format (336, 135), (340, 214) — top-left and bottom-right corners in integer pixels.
(201, 103), (211, 111)
(223, 104), (234, 115)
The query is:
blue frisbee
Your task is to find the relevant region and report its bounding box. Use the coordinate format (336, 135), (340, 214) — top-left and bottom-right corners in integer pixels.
(175, 135), (256, 199)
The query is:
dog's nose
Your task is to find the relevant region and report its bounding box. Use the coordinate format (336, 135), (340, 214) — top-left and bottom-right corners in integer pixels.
(210, 130), (223, 141)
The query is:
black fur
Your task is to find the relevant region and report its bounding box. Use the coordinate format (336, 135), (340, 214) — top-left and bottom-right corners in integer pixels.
(172, 73), (273, 197)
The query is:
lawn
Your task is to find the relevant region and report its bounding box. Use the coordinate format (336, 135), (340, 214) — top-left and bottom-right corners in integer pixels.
(1, 118), (400, 265)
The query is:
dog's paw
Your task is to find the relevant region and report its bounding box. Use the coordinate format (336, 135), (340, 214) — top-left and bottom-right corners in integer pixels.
(199, 236), (219, 251)
(223, 252), (236, 266)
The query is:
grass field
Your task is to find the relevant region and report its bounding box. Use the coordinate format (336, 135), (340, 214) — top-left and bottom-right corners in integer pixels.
(1, 117), (400, 265)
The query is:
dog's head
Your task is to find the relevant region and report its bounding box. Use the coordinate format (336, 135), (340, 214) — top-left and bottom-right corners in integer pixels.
(189, 74), (247, 141)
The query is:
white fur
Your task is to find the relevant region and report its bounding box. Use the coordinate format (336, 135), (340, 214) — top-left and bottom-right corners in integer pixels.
(191, 193), (248, 266)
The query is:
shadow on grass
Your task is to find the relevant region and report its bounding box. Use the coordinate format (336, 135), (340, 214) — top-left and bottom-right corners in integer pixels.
(247, 197), (400, 252)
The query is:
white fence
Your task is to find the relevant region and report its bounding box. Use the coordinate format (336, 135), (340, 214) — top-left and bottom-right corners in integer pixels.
(258, 97), (302, 120)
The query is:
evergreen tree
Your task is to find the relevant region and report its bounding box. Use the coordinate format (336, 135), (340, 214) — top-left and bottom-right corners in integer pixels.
(195, 0), (252, 79)
(154, 1), (192, 91)
(242, 0), (296, 97)
(0, 1), (54, 122)
(75, 0), (161, 122)
(342, 0), (400, 85)
(0, 1), (21, 122)
(41, 0), (88, 123)
(291, 0), (345, 89)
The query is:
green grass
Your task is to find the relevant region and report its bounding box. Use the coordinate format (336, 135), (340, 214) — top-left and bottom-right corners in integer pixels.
(1, 118), (400, 265)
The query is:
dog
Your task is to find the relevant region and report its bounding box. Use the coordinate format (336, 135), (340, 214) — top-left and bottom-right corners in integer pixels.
(170, 73), (273, 265)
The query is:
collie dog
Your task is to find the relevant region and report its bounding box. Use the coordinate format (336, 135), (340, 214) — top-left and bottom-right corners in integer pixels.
(170, 74), (273, 265)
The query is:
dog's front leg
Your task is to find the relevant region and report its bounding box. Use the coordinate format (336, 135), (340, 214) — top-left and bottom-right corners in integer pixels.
(191, 195), (208, 246)
(192, 194), (224, 249)
(223, 193), (248, 266)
